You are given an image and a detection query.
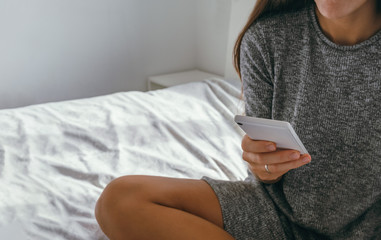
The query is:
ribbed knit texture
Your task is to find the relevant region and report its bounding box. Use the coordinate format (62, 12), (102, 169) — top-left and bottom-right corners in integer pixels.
(204, 3), (381, 239)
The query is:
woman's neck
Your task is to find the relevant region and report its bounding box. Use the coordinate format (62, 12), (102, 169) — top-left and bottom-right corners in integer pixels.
(316, 2), (381, 46)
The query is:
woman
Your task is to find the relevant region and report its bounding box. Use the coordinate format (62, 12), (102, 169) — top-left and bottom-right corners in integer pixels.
(95, 0), (381, 239)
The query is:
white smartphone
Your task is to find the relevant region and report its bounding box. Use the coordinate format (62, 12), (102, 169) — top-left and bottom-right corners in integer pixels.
(234, 115), (308, 154)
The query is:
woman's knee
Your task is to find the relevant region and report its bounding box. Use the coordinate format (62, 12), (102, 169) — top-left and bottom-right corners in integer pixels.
(95, 175), (150, 232)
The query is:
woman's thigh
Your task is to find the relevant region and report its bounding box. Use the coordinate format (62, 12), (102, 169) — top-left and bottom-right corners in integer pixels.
(97, 175), (224, 228)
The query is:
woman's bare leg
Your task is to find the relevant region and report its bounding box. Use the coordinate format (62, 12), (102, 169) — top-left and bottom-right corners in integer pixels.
(95, 175), (235, 240)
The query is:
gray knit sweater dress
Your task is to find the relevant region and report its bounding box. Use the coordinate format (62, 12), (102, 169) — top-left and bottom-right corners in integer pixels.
(203, 4), (381, 240)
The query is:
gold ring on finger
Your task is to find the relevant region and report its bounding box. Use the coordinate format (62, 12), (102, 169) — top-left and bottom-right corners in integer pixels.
(265, 164), (271, 174)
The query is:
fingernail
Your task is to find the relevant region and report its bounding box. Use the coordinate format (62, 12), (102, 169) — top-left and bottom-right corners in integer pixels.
(289, 152), (299, 160)
(302, 157), (311, 163)
(267, 144), (276, 151)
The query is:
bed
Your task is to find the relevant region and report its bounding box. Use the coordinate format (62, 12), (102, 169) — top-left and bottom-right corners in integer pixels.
(0, 1), (255, 239)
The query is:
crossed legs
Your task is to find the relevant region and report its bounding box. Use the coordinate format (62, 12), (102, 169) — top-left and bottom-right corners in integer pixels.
(95, 175), (235, 240)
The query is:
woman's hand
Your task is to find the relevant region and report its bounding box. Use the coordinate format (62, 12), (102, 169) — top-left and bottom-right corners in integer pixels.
(241, 135), (311, 184)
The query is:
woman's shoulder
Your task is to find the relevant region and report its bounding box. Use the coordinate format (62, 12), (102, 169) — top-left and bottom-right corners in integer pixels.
(244, 4), (312, 44)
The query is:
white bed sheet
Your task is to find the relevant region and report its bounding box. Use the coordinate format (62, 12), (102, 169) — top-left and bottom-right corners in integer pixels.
(0, 78), (248, 240)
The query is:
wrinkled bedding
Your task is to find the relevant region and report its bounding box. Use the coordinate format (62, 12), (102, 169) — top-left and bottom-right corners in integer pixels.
(0, 78), (248, 239)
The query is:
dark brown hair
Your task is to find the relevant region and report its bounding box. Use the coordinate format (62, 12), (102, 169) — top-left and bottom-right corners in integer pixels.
(233, 0), (381, 80)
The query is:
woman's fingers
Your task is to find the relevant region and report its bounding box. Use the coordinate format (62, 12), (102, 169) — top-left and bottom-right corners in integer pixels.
(241, 134), (312, 183)
(251, 154), (311, 173)
(241, 135), (276, 153)
(242, 149), (307, 165)
(248, 154), (311, 182)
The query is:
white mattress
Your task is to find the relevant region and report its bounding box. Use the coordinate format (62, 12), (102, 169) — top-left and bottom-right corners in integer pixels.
(0, 78), (248, 240)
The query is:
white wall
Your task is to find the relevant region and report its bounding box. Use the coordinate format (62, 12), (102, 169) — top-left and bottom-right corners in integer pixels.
(0, 0), (232, 110)
(224, 0), (255, 81)
(196, 0), (231, 76)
